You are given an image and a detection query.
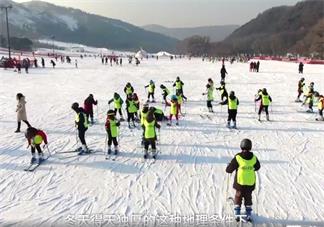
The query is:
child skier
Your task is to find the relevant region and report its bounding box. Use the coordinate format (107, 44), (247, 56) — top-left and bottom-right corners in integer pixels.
(105, 110), (120, 155)
(255, 88), (272, 121)
(145, 80), (155, 103)
(71, 102), (89, 154)
(202, 83), (214, 112)
(220, 91), (239, 129)
(216, 81), (228, 101)
(160, 84), (170, 103)
(173, 76), (187, 101)
(126, 94), (137, 128)
(84, 94), (98, 124)
(108, 93), (124, 121)
(25, 127), (48, 164)
(302, 82), (315, 112)
(167, 95), (180, 126)
(124, 82), (134, 96)
(143, 110), (161, 159)
(296, 78), (305, 102)
(226, 138), (261, 222)
(140, 103), (150, 145)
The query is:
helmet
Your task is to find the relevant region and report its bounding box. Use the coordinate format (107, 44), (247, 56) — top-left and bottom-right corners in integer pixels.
(176, 76), (180, 80)
(310, 82), (314, 86)
(262, 88), (267, 93)
(171, 95), (178, 101)
(107, 109), (115, 116)
(25, 127), (38, 140)
(314, 91), (320, 97)
(206, 84), (210, 88)
(240, 138), (252, 151)
(150, 80), (154, 84)
(89, 94), (93, 98)
(114, 92), (119, 98)
(126, 82), (131, 86)
(160, 84), (165, 89)
(301, 78), (305, 81)
(229, 91), (235, 97)
(71, 102), (79, 111)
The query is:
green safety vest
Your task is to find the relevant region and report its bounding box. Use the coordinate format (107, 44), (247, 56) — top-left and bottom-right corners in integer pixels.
(164, 88), (170, 95)
(262, 95), (270, 106)
(114, 97), (122, 109)
(171, 102), (177, 115)
(207, 87), (214, 101)
(128, 100), (137, 113)
(228, 98), (238, 110)
(126, 86), (133, 95)
(33, 135), (43, 145)
(175, 81), (182, 90)
(141, 111), (148, 125)
(154, 108), (163, 115)
(108, 119), (118, 137)
(148, 84), (155, 93)
(144, 120), (156, 139)
(236, 155), (257, 186)
(75, 113), (89, 128)
(177, 95), (183, 105)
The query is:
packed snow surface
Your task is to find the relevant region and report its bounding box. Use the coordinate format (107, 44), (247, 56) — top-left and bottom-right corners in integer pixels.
(0, 58), (323, 226)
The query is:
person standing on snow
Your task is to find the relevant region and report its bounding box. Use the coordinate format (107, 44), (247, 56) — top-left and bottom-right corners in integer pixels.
(108, 93), (124, 121)
(314, 92), (324, 121)
(167, 95), (180, 126)
(226, 138), (261, 222)
(71, 102), (89, 155)
(84, 94), (98, 125)
(140, 103), (150, 145)
(220, 91), (239, 129)
(296, 78), (305, 102)
(143, 110), (160, 159)
(160, 84), (170, 103)
(173, 76), (187, 101)
(15, 93), (32, 133)
(125, 94), (137, 128)
(105, 110), (120, 155)
(216, 81), (228, 101)
(25, 127), (48, 164)
(220, 65), (228, 83)
(202, 80), (214, 112)
(298, 62), (304, 74)
(124, 82), (134, 97)
(145, 80), (156, 103)
(302, 82), (315, 112)
(255, 88), (272, 121)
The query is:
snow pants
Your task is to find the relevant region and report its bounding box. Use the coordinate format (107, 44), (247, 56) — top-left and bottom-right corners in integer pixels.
(235, 190), (252, 206)
(228, 110), (237, 122)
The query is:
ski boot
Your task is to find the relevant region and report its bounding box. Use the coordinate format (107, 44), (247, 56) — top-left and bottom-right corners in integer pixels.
(30, 155), (37, 164)
(266, 114), (270, 121)
(306, 108), (313, 113)
(144, 150), (148, 159)
(167, 121), (172, 126)
(258, 114), (261, 121)
(234, 205), (241, 222)
(114, 146), (119, 155)
(232, 121), (237, 129)
(152, 149), (157, 159)
(14, 129), (21, 133)
(176, 121), (179, 126)
(245, 206), (252, 222)
(107, 146), (112, 155)
(226, 121), (231, 128)
(78, 145), (88, 155)
(38, 153), (45, 164)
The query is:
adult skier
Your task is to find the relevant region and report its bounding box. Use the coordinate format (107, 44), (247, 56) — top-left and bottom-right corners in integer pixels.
(160, 84), (170, 103)
(255, 88), (272, 121)
(220, 91), (239, 129)
(108, 93), (124, 121)
(226, 138), (261, 222)
(296, 78), (305, 102)
(84, 94), (98, 124)
(15, 93), (31, 133)
(202, 82), (214, 113)
(143, 110), (161, 159)
(105, 110), (120, 155)
(220, 65), (228, 83)
(71, 102), (89, 154)
(216, 81), (228, 101)
(25, 127), (48, 164)
(145, 80), (156, 102)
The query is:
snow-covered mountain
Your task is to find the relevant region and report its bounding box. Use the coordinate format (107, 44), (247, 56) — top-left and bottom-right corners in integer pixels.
(0, 0), (178, 52)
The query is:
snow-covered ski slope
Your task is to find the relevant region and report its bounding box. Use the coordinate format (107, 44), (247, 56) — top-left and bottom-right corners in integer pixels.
(0, 58), (323, 226)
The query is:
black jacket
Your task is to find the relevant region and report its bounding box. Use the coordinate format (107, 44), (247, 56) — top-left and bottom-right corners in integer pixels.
(226, 151), (261, 192)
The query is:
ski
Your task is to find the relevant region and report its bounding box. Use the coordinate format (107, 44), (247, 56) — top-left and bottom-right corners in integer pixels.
(58, 150), (97, 160)
(24, 156), (50, 172)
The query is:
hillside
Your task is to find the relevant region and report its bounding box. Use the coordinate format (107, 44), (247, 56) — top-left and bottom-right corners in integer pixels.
(142, 24), (239, 42)
(218, 0), (324, 56)
(0, 0), (178, 52)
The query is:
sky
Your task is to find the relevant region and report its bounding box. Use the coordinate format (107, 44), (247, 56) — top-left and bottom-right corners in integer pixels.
(13, 0), (302, 27)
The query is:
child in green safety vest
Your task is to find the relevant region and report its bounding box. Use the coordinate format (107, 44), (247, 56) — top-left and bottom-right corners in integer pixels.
(203, 80), (214, 112)
(173, 76), (187, 101)
(255, 88), (272, 121)
(71, 102), (89, 155)
(25, 127), (48, 164)
(143, 110), (161, 159)
(167, 95), (180, 126)
(145, 80), (156, 103)
(105, 110), (120, 155)
(219, 91), (239, 129)
(160, 84), (170, 104)
(124, 82), (134, 96)
(226, 139), (261, 222)
(126, 94), (137, 128)
(314, 92), (324, 121)
(140, 103), (150, 145)
(302, 82), (315, 113)
(108, 93), (124, 121)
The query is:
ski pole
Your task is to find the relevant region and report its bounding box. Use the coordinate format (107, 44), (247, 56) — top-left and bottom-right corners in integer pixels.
(96, 104), (99, 123)
(104, 133), (108, 153)
(256, 171), (260, 216)
(46, 144), (52, 157)
(225, 173), (231, 200)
